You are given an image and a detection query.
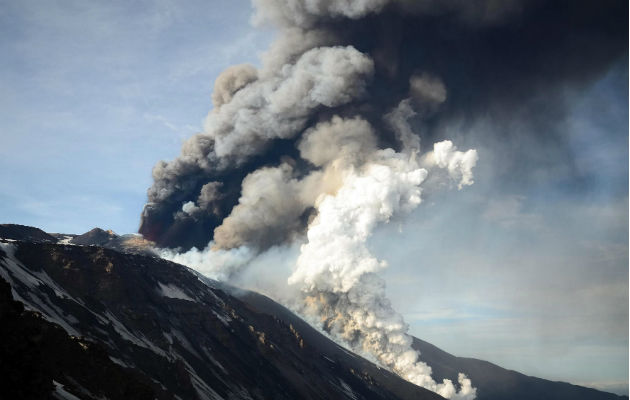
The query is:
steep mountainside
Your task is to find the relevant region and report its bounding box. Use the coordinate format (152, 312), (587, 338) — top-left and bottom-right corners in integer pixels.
(0, 277), (165, 400)
(0, 238), (442, 400)
(0, 226), (626, 400)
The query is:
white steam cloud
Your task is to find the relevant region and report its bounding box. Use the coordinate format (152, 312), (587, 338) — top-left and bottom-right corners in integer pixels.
(432, 140), (478, 189)
(287, 132), (476, 398)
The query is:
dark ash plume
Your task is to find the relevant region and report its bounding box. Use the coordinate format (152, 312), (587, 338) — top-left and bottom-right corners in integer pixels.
(140, 0), (627, 252)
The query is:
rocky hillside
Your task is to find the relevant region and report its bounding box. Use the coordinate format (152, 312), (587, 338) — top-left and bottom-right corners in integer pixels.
(0, 225), (626, 400)
(0, 238), (442, 400)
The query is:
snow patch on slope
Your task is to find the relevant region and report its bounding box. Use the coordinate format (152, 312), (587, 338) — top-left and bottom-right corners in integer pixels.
(157, 281), (195, 301)
(0, 242), (81, 336)
(52, 381), (81, 400)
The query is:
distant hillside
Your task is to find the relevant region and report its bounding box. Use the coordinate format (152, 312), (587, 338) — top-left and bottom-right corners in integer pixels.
(411, 337), (626, 400)
(0, 224), (57, 243)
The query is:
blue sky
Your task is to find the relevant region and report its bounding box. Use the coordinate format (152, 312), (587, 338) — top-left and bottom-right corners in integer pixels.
(0, 0), (272, 234)
(0, 0), (627, 395)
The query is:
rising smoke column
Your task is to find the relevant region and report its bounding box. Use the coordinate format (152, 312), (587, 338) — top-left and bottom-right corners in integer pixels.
(144, 0), (626, 397)
(287, 112), (477, 398)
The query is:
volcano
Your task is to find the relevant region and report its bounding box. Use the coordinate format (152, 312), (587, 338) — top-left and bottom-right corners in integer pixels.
(0, 225), (625, 400)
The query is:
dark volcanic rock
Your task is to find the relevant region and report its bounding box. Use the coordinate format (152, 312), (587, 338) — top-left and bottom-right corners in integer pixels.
(70, 227), (156, 255)
(0, 239), (442, 400)
(0, 272), (168, 399)
(1, 234), (625, 400)
(70, 227), (118, 246)
(0, 224), (57, 243)
(1, 224), (155, 256)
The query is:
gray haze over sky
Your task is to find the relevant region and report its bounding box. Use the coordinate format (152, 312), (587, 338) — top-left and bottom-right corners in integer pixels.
(0, 0), (627, 395)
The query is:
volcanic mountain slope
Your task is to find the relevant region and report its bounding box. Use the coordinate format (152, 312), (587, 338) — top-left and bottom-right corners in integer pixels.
(0, 227), (626, 400)
(0, 276), (166, 400)
(240, 290), (627, 400)
(0, 237), (442, 400)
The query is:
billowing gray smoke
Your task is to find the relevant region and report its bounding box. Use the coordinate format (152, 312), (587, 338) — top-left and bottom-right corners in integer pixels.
(144, 0), (626, 398)
(140, 0), (626, 251)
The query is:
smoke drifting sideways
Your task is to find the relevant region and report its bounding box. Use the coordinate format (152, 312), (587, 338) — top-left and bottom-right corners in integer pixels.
(145, 0), (626, 398)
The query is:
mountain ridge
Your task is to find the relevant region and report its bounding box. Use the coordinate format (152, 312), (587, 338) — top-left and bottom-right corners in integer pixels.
(0, 235), (442, 400)
(0, 224), (626, 400)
